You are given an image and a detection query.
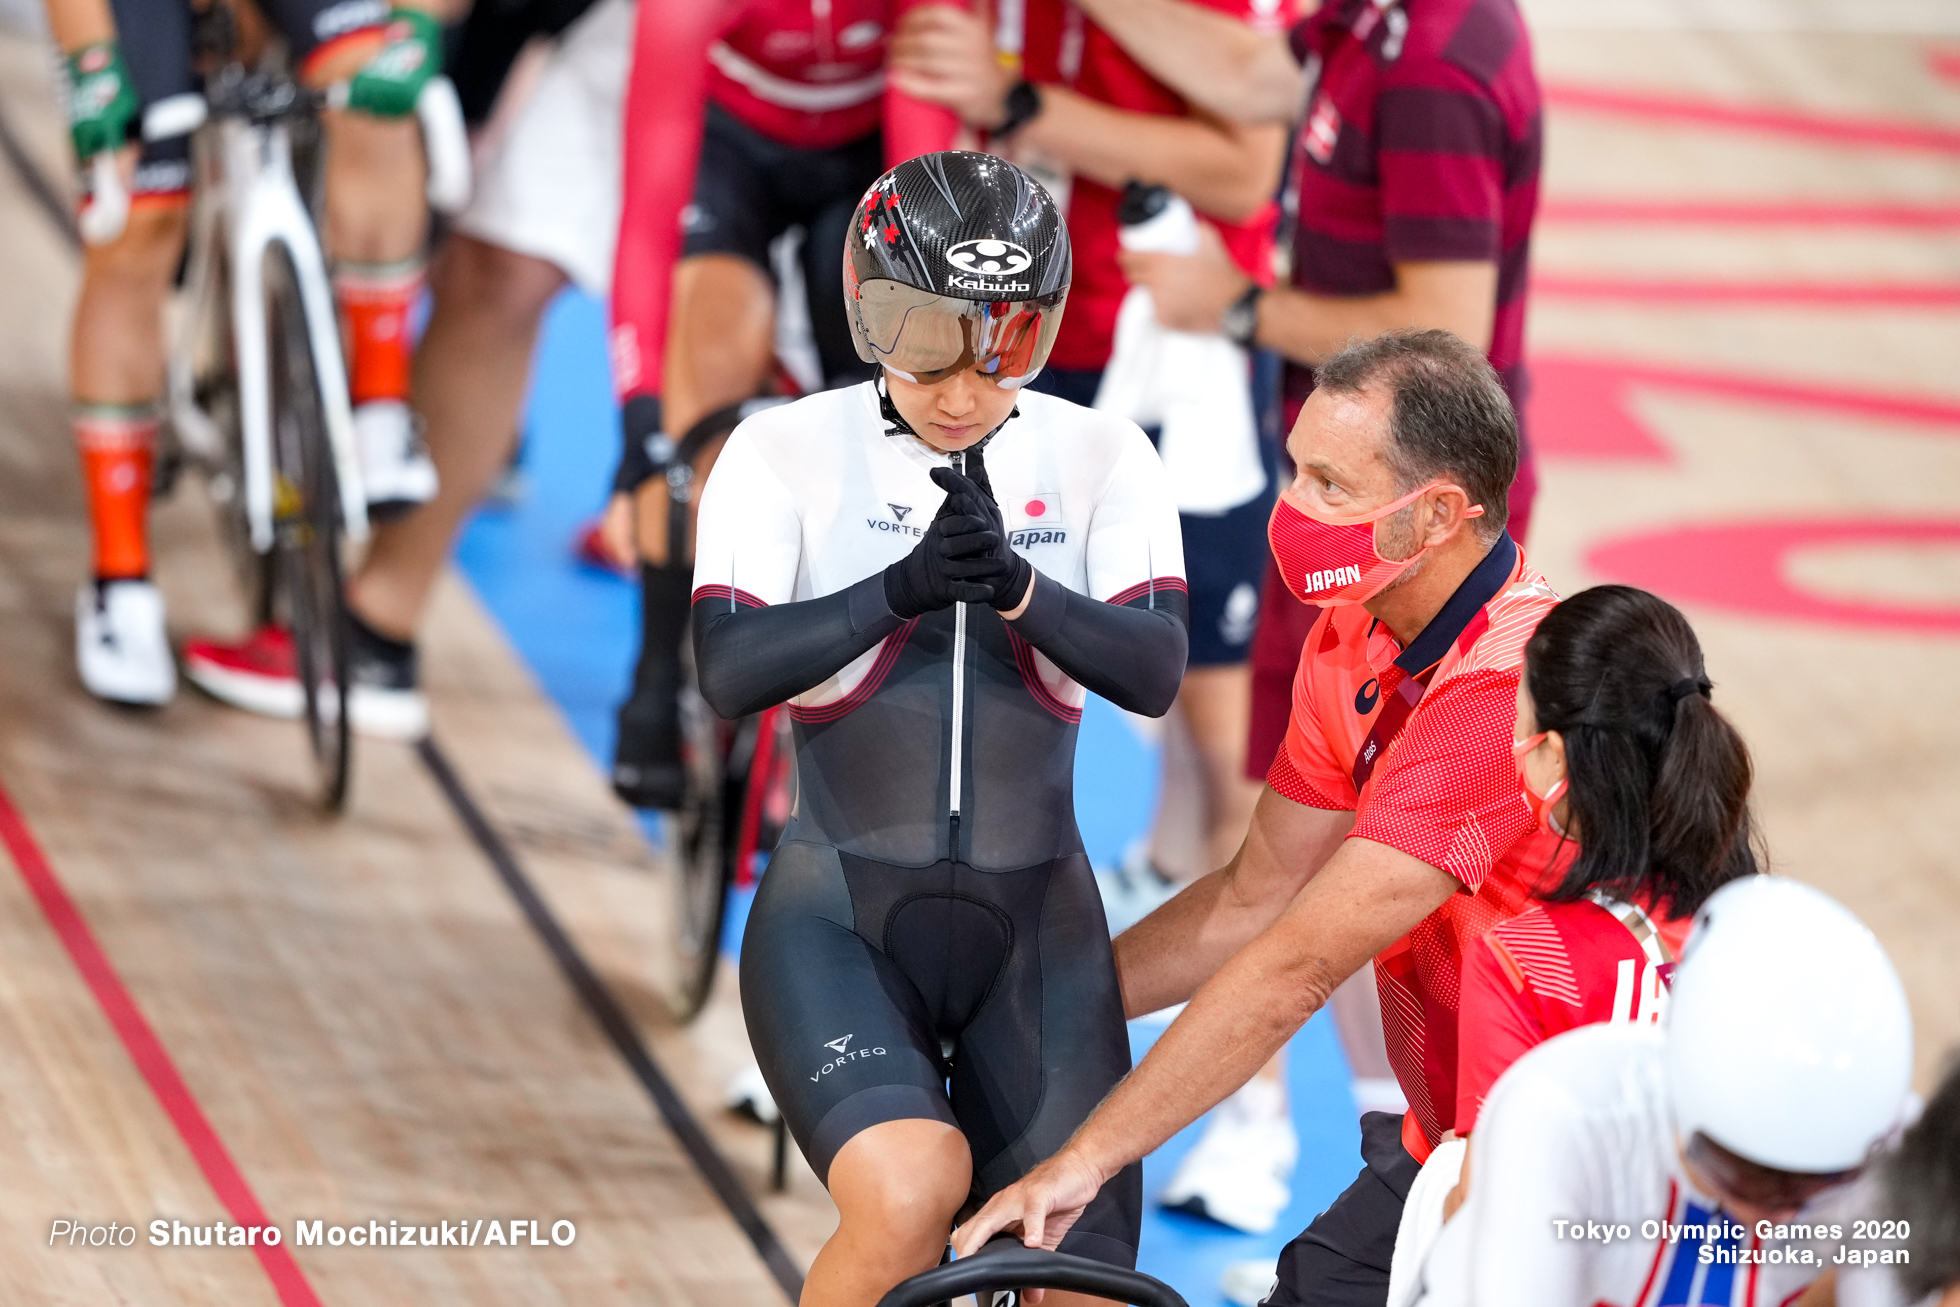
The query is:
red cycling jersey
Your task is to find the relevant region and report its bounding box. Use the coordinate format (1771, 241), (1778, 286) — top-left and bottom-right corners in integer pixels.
(1454, 897), (1690, 1134)
(610, 0), (955, 403)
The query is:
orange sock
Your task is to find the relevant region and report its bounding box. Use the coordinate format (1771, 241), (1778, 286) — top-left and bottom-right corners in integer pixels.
(75, 406), (158, 581)
(335, 259), (423, 406)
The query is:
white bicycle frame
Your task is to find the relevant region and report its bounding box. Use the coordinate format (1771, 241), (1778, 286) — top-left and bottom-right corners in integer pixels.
(80, 76), (475, 554)
(169, 107), (371, 551)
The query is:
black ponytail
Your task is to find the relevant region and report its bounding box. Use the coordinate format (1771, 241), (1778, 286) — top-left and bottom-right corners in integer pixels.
(1524, 586), (1760, 918)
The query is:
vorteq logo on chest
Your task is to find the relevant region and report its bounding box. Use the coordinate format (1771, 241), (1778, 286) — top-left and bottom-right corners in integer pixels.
(868, 502), (924, 537)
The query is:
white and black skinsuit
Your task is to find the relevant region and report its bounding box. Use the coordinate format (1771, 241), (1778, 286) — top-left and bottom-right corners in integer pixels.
(691, 379), (1187, 1268)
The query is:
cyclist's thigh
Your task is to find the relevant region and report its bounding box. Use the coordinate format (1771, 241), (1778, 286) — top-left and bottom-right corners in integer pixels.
(799, 191), (881, 389)
(105, 0), (197, 204)
(954, 854), (1142, 1269)
(740, 841), (955, 1187)
(784, 131), (882, 387)
(682, 104), (788, 280)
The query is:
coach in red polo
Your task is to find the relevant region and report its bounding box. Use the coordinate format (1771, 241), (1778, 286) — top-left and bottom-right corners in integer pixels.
(953, 330), (1565, 1306)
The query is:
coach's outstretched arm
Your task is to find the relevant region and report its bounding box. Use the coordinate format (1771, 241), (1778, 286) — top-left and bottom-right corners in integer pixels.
(952, 830), (1459, 1260)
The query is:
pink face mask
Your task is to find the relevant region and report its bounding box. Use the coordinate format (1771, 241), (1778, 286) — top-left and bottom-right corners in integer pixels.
(1267, 482), (1483, 607)
(1513, 731), (1569, 836)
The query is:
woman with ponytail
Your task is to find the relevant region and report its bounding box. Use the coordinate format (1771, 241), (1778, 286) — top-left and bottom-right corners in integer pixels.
(1453, 584), (1761, 1134)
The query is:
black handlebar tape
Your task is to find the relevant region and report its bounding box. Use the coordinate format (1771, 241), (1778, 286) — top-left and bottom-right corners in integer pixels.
(875, 1241), (1189, 1307)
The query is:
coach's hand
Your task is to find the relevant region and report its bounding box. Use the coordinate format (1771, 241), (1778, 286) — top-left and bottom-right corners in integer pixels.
(951, 1147), (1107, 1302)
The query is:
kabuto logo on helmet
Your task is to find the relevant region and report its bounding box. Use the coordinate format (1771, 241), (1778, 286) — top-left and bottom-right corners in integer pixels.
(946, 239), (1033, 278)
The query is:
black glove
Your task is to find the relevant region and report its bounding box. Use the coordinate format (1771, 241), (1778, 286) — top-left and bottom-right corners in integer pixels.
(882, 466), (1003, 618)
(611, 393), (672, 496)
(952, 449), (1034, 612)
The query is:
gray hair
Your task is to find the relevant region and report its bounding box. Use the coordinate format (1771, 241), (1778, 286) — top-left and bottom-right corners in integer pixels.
(1314, 328), (1517, 541)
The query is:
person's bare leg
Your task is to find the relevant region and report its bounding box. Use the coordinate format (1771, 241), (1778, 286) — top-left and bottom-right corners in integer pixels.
(71, 202), (186, 404)
(1327, 965), (1404, 1116)
(1145, 702), (1210, 882)
(347, 237), (566, 637)
(1176, 664), (1265, 872)
(630, 253), (775, 562)
(310, 32), (427, 269)
(804, 1119), (971, 1307)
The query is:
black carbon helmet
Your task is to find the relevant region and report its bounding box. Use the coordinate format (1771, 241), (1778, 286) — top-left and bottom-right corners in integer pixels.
(844, 151), (1071, 390)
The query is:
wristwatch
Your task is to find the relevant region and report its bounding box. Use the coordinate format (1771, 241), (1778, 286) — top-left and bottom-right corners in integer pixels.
(1220, 283), (1264, 349)
(993, 80), (1043, 139)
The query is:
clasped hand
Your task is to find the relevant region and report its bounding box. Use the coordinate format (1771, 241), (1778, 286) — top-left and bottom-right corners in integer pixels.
(883, 456), (1033, 618)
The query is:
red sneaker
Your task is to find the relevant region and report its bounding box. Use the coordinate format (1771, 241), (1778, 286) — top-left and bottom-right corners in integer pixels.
(184, 622), (431, 739)
(573, 517), (634, 578)
(183, 625), (304, 719)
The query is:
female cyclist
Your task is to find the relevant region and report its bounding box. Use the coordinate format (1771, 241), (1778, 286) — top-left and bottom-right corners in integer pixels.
(688, 151), (1188, 1307)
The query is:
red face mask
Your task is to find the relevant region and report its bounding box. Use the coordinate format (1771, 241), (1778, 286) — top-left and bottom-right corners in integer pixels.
(1513, 731), (1569, 836)
(1267, 483), (1483, 607)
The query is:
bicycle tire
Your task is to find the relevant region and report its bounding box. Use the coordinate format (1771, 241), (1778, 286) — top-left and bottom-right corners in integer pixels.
(878, 1241), (1190, 1307)
(264, 246), (353, 812)
(662, 626), (745, 1022)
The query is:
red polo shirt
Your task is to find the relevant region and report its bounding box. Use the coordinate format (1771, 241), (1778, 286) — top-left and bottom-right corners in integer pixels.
(1016, 0), (1281, 373)
(1267, 534), (1566, 1156)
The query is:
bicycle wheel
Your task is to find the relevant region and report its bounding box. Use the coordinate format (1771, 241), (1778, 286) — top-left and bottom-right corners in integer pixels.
(660, 626), (750, 1022)
(263, 246), (352, 812)
(186, 225), (276, 624)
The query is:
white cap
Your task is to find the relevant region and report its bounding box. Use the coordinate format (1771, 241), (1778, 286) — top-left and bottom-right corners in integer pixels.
(1666, 876), (1913, 1173)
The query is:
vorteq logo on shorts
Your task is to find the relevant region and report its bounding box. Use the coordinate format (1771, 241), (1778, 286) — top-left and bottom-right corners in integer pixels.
(811, 1032), (887, 1081)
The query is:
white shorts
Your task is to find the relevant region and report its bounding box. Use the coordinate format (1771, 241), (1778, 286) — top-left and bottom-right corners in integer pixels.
(455, 0), (632, 294)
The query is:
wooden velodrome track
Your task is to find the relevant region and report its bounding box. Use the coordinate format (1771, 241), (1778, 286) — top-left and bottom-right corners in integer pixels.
(1, 1), (1957, 1301)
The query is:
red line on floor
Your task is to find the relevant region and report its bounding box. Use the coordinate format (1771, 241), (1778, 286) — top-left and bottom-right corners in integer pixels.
(1539, 199), (1960, 228)
(1533, 353), (1960, 432)
(1533, 274), (1960, 306)
(1545, 83), (1960, 153)
(0, 776), (324, 1307)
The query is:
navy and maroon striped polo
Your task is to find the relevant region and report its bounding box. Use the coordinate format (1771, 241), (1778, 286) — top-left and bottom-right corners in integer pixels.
(1283, 0), (1542, 419)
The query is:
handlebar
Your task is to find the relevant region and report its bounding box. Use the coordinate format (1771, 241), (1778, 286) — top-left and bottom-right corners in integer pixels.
(414, 76), (471, 214)
(79, 72), (472, 248)
(876, 1240), (1190, 1307)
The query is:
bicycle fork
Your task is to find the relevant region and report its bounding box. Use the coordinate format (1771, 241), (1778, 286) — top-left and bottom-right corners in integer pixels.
(225, 118), (369, 553)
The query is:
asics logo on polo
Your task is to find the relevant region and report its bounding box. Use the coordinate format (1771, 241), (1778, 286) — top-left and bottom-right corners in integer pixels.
(1355, 678), (1379, 715)
(811, 1033), (887, 1081)
(1305, 565), (1362, 594)
(946, 239), (1032, 277)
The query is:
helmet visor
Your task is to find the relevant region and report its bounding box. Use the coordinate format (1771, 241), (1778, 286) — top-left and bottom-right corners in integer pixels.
(853, 278), (1066, 390)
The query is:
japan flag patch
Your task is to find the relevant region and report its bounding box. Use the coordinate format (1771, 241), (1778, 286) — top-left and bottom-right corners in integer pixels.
(1011, 494), (1059, 527)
